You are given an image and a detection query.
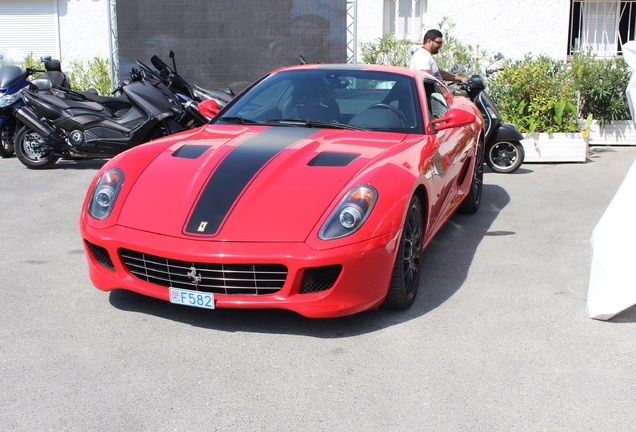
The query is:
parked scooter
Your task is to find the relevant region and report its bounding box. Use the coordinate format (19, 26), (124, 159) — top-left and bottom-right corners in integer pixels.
(453, 56), (525, 173)
(14, 67), (184, 169)
(144, 51), (234, 117)
(135, 54), (210, 128)
(0, 57), (70, 158)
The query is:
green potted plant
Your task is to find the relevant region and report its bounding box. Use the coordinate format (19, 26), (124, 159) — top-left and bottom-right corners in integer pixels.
(487, 55), (587, 162)
(571, 53), (635, 145)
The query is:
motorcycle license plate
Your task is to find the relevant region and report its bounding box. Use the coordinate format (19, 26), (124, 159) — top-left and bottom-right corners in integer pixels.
(169, 287), (215, 310)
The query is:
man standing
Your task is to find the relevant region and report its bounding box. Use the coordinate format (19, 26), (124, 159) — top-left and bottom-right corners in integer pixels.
(409, 29), (467, 83)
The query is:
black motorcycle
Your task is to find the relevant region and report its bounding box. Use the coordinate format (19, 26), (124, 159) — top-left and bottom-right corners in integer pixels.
(144, 51), (234, 117)
(0, 57), (67, 158)
(14, 67), (184, 169)
(453, 59), (525, 173)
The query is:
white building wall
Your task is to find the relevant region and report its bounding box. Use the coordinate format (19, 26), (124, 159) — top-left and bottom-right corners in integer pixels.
(56, 0), (110, 65)
(357, 0), (572, 61)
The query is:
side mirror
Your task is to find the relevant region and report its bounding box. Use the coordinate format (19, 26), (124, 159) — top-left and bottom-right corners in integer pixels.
(198, 99), (220, 118)
(431, 108), (476, 132)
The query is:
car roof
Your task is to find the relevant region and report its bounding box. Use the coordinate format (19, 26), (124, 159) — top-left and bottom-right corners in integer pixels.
(272, 63), (424, 79)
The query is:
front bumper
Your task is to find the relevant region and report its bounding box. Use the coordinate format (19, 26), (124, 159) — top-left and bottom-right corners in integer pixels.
(80, 223), (401, 318)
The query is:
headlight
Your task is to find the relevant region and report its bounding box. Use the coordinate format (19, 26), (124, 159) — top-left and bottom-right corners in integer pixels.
(88, 168), (124, 219)
(319, 185), (377, 240)
(0, 92), (20, 108)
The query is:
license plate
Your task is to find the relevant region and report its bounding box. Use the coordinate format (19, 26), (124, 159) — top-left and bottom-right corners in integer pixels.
(169, 287), (215, 310)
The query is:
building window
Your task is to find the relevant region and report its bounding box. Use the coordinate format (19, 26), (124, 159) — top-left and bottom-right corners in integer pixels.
(384, 0), (425, 38)
(569, 0), (636, 56)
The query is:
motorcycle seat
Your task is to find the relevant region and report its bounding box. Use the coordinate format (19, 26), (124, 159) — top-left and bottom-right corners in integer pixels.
(40, 92), (112, 114)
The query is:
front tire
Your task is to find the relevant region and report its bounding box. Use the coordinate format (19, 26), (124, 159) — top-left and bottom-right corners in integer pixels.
(14, 126), (60, 169)
(0, 123), (15, 158)
(382, 195), (424, 310)
(486, 140), (524, 173)
(459, 139), (484, 214)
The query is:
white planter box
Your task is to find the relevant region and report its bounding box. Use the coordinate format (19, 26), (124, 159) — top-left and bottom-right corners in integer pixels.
(521, 133), (588, 163)
(585, 120), (636, 146)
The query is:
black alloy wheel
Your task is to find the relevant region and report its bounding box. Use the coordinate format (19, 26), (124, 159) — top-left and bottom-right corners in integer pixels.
(382, 195), (424, 310)
(459, 139), (484, 214)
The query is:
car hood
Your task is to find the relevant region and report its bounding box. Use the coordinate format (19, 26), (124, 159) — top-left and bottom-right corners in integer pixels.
(117, 125), (407, 242)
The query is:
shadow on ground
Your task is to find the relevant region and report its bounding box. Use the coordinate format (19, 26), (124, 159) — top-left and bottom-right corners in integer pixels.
(109, 184), (511, 337)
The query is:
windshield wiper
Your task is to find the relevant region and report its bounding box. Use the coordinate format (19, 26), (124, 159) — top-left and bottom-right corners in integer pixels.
(218, 116), (260, 125)
(265, 118), (365, 131)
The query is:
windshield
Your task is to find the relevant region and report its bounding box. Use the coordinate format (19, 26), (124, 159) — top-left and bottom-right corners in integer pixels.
(214, 68), (423, 134)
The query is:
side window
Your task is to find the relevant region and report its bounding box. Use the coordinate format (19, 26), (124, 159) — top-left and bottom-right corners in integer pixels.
(429, 92), (449, 120)
(423, 80), (450, 120)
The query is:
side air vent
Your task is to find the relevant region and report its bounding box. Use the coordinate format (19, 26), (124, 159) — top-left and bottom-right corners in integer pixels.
(85, 240), (115, 271)
(299, 265), (342, 294)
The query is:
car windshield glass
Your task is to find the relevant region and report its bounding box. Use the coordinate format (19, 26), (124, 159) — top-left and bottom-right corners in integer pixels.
(214, 68), (423, 134)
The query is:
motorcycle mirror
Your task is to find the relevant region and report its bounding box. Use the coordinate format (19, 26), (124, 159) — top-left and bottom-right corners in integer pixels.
(494, 52), (503, 61)
(40, 55), (52, 62)
(451, 63), (460, 74)
(198, 99), (219, 118)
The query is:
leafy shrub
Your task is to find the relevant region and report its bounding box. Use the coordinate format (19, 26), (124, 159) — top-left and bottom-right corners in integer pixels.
(359, 34), (415, 67)
(23, 52), (40, 69)
(488, 55), (579, 134)
(570, 53), (631, 126)
(67, 57), (112, 95)
(358, 17), (488, 75)
(433, 17), (489, 75)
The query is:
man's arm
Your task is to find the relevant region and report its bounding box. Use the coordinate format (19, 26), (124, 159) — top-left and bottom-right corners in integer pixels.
(440, 70), (467, 83)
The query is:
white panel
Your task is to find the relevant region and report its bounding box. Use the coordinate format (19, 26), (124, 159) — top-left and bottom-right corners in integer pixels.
(0, 0), (58, 63)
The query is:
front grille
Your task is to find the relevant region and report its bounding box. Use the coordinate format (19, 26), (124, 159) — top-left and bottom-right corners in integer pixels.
(119, 249), (287, 295)
(299, 265), (342, 294)
(85, 240), (115, 271)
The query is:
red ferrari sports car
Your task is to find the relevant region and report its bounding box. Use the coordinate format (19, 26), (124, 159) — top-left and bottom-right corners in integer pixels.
(80, 64), (483, 318)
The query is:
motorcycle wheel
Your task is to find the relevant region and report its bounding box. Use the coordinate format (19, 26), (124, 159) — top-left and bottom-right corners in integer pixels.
(486, 140), (525, 174)
(14, 126), (60, 169)
(0, 124), (15, 158)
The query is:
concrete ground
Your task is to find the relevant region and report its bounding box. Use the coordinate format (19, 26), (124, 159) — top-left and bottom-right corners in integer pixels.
(1, 146), (636, 431)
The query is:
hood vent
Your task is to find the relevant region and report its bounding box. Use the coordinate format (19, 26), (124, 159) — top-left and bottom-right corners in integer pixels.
(172, 145), (211, 159)
(308, 152), (360, 167)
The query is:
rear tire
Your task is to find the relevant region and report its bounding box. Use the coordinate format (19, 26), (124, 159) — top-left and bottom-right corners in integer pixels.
(382, 195), (424, 310)
(486, 140), (524, 173)
(0, 124), (15, 158)
(14, 126), (60, 169)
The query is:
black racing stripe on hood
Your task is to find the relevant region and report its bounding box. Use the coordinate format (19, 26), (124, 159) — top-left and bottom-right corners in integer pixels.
(184, 127), (317, 236)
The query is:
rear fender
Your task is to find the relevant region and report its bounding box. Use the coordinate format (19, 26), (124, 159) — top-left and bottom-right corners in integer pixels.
(494, 123), (524, 142)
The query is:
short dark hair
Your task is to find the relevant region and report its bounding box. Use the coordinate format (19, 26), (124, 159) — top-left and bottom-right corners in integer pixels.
(423, 29), (443, 44)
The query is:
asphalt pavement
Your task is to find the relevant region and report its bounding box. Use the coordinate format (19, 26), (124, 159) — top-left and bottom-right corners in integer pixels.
(2, 146), (636, 431)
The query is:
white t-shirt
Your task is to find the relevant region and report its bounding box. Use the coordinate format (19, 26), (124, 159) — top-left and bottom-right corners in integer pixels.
(409, 47), (441, 81)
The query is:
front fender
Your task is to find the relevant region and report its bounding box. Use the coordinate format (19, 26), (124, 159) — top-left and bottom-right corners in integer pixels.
(0, 114), (16, 129)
